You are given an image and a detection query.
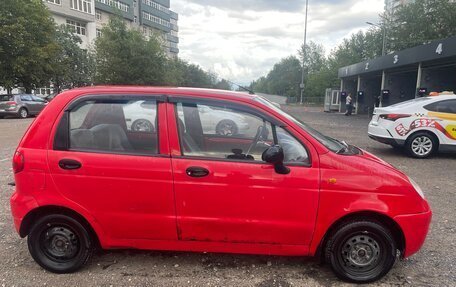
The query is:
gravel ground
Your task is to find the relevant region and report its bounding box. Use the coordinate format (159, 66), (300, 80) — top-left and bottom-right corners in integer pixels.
(0, 107), (455, 287)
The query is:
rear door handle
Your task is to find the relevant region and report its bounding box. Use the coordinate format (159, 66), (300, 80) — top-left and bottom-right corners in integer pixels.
(186, 166), (209, 178)
(59, 159), (82, 170)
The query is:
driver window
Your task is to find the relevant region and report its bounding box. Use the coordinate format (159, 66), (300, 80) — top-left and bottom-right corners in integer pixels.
(176, 102), (273, 161)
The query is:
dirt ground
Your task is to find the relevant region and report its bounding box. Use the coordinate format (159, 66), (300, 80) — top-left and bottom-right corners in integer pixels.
(0, 106), (455, 287)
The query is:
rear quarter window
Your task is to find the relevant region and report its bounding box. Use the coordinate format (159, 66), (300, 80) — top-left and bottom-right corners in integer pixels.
(0, 95), (14, 101)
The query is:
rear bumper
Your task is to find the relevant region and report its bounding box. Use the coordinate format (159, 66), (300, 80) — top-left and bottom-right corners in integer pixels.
(10, 191), (39, 235)
(368, 124), (405, 146)
(394, 209), (432, 258)
(0, 110), (19, 117)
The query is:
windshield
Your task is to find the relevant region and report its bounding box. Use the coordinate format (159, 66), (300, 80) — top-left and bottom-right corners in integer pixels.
(254, 96), (345, 152)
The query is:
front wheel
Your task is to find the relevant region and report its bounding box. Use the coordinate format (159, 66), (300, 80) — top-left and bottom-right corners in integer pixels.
(324, 220), (397, 283)
(27, 214), (94, 273)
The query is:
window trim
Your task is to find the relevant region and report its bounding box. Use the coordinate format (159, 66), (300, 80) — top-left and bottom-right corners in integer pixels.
(171, 98), (311, 167)
(54, 94), (165, 157)
(424, 99), (456, 114)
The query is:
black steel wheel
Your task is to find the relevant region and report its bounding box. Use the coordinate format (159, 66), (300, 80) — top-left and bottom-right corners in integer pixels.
(325, 220), (397, 283)
(215, 119), (238, 136)
(27, 214), (94, 273)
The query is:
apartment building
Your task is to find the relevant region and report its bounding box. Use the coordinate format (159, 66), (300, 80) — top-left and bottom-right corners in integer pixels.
(43, 0), (179, 56)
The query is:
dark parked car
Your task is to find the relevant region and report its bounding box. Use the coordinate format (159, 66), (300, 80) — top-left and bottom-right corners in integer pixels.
(0, 94), (48, 118)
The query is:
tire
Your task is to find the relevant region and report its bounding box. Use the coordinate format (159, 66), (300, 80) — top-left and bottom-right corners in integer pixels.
(405, 132), (438, 158)
(18, 108), (28, 119)
(324, 220), (397, 283)
(27, 214), (94, 273)
(131, 119), (155, 132)
(215, 119), (238, 136)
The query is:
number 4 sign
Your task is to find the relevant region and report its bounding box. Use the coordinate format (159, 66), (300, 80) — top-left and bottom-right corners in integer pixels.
(436, 43), (443, 55)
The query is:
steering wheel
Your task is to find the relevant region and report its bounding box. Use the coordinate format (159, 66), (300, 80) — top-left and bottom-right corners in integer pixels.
(246, 126), (265, 157)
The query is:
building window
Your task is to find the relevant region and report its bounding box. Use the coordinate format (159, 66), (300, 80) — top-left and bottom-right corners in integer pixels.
(96, 29), (102, 37)
(66, 20), (87, 36)
(70, 0), (93, 14)
(134, 16), (137, 23)
(96, 10), (102, 20)
(46, 0), (61, 5)
(142, 11), (170, 28)
(142, 0), (169, 14)
(95, 0), (129, 12)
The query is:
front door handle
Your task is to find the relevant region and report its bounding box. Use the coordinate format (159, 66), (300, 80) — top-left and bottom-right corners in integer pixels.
(59, 159), (82, 170)
(186, 166), (209, 178)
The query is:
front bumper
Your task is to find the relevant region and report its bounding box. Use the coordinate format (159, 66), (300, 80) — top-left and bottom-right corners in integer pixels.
(394, 209), (432, 258)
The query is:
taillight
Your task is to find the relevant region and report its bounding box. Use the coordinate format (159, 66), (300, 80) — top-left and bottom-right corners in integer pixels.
(13, 151), (24, 174)
(379, 114), (411, 121)
(6, 101), (17, 110)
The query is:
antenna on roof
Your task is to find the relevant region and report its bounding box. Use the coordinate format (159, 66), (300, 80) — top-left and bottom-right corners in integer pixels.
(225, 79), (255, 95)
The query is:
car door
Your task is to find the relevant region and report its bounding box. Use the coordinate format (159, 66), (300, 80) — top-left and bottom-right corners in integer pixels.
(47, 95), (177, 241)
(31, 95), (48, 113)
(168, 98), (320, 247)
(20, 95), (36, 114)
(424, 99), (456, 146)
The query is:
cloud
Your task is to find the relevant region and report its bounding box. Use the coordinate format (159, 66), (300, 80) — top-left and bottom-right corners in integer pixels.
(172, 0), (384, 84)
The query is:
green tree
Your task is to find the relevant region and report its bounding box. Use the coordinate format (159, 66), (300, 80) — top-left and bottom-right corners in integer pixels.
(164, 58), (217, 88)
(51, 26), (95, 93)
(95, 16), (166, 85)
(388, 0), (456, 51)
(0, 0), (58, 92)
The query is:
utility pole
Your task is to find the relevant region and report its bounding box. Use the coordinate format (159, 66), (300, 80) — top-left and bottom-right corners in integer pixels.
(300, 0), (309, 104)
(366, 22), (386, 56)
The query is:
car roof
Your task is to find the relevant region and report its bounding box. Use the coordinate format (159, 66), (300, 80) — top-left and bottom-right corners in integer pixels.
(69, 86), (257, 102)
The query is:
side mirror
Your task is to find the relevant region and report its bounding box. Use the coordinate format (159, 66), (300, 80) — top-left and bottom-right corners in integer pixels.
(262, 145), (290, 175)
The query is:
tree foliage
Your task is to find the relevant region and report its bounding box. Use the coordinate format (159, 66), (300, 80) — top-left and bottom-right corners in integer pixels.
(0, 0), (58, 92)
(250, 0), (456, 103)
(51, 26), (95, 93)
(387, 0), (456, 51)
(95, 16), (167, 85)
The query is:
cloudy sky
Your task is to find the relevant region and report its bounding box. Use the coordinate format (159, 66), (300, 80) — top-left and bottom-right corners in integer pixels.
(171, 0), (385, 85)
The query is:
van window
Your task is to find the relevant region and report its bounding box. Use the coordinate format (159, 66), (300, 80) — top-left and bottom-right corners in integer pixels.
(68, 100), (158, 155)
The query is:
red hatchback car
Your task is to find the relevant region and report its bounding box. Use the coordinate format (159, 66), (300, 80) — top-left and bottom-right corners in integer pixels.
(10, 87), (431, 283)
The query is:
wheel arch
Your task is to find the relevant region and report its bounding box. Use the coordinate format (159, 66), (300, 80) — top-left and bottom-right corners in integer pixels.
(405, 129), (441, 147)
(316, 211), (405, 261)
(19, 205), (101, 249)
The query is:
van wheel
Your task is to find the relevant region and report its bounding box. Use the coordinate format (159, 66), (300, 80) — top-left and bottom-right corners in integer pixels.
(19, 108), (28, 118)
(27, 214), (94, 273)
(406, 132), (437, 158)
(324, 220), (396, 283)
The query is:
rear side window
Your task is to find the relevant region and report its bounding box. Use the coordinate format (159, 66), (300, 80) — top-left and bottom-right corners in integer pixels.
(424, 100), (456, 114)
(20, 95), (33, 101)
(0, 95), (14, 101)
(63, 99), (158, 155)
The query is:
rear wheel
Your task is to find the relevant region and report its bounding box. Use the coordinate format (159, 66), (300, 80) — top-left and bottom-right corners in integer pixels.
(216, 119), (238, 136)
(27, 214), (94, 273)
(406, 132), (438, 158)
(18, 108), (28, 119)
(324, 220), (397, 283)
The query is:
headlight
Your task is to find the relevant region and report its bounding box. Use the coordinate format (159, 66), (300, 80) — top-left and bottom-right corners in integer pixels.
(408, 177), (425, 199)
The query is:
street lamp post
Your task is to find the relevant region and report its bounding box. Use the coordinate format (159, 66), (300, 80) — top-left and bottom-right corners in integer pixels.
(300, 0), (309, 104)
(366, 22), (386, 56)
